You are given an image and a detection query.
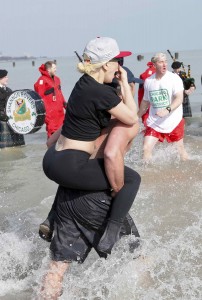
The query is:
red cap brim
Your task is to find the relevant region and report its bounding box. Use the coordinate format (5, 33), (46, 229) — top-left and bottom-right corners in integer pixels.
(115, 51), (132, 58)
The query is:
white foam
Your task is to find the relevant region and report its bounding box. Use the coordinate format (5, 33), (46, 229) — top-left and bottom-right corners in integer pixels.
(0, 232), (35, 296)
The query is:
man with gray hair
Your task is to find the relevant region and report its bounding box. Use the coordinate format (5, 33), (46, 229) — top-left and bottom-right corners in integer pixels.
(138, 52), (188, 162)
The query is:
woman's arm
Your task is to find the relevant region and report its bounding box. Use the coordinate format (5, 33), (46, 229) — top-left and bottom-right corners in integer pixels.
(138, 99), (150, 118)
(108, 66), (138, 125)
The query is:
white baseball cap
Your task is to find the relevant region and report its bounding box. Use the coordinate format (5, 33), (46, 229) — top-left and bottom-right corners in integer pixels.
(83, 37), (132, 64)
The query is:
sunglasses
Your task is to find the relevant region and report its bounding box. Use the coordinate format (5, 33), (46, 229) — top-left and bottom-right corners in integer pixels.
(109, 58), (124, 66)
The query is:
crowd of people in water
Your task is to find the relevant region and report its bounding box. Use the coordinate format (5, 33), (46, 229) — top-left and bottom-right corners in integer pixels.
(0, 36), (196, 299)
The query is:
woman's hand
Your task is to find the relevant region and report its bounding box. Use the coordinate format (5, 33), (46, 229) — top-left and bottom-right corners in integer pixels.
(115, 65), (128, 85)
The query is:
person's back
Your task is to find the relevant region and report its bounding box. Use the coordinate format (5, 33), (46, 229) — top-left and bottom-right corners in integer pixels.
(34, 61), (66, 138)
(0, 70), (12, 122)
(62, 74), (118, 141)
(171, 61), (195, 118)
(0, 69), (25, 148)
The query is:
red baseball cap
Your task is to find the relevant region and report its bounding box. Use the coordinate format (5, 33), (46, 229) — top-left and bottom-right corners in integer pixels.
(115, 51), (132, 58)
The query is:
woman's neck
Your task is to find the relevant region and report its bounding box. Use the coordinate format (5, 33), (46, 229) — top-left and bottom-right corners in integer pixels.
(89, 70), (104, 84)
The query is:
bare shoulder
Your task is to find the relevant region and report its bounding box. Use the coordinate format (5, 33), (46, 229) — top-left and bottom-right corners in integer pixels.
(105, 121), (139, 153)
(110, 121), (139, 140)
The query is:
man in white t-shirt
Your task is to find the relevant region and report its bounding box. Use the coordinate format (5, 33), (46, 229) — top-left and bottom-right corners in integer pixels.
(138, 52), (188, 162)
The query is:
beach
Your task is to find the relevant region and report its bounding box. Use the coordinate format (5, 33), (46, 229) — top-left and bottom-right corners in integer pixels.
(0, 50), (202, 299)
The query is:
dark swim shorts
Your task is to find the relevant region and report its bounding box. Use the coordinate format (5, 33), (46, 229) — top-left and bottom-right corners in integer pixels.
(50, 187), (140, 263)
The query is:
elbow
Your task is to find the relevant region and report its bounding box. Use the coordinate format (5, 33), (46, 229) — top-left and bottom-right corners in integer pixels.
(104, 147), (119, 164)
(126, 114), (139, 125)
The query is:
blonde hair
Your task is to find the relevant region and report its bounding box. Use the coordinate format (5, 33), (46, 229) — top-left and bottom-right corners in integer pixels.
(152, 52), (167, 63)
(77, 54), (109, 75)
(77, 61), (109, 75)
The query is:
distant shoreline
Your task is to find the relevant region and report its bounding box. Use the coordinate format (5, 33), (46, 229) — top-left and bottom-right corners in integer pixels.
(0, 56), (47, 62)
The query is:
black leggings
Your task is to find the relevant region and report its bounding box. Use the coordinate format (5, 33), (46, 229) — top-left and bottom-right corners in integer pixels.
(43, 146), (141, 222)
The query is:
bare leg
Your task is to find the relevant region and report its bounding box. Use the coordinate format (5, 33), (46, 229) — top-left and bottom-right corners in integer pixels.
(143, 136), (159, 162)
(39, 260), (69, 300)
(175, 138), (189, 160)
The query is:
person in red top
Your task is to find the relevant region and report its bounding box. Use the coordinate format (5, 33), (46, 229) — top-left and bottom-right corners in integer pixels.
(34, 61), (66, 138)
(138, 60), (156, 126)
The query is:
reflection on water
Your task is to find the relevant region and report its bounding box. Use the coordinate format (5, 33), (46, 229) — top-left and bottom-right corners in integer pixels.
(0, 123), (201, 299)
(0, 147), (26, 162)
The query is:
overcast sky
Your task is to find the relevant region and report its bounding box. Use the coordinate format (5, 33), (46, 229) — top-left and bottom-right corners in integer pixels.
(1, 0), (202, 58)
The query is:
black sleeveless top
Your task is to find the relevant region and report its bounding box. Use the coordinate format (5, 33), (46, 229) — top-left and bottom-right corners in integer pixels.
(61, 74), (121, 141)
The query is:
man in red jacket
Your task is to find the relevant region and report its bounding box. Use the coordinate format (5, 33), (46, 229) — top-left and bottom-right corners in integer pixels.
(34, 61), (66, 138)
(138, 60), (156, 126)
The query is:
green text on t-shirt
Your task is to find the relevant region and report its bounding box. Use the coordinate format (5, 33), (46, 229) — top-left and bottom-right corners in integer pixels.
(149, 89), (170, 108)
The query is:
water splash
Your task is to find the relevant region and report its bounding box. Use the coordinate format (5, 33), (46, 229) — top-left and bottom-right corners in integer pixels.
(0, 123), (202, 299)
(0, 232), (35, 296)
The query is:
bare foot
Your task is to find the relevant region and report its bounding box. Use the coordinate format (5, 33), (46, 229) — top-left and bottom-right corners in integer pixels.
(180, 151), (189, 161)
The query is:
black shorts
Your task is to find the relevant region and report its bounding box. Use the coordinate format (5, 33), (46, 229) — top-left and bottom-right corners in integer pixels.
(50, 187), (140, 263)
